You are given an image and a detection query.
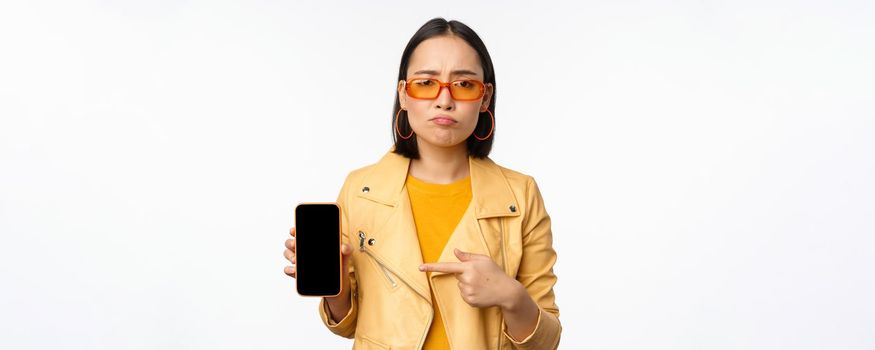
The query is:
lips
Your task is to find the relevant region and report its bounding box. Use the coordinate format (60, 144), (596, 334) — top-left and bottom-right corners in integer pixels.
(429, 115), (458, 124)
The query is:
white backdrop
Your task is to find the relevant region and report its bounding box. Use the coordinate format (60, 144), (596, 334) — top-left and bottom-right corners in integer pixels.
(1, 1), (873, 349)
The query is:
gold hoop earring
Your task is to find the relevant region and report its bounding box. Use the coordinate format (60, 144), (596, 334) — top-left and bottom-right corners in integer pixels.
(395, 109), (414, 140)
(474, 109), (495, 141)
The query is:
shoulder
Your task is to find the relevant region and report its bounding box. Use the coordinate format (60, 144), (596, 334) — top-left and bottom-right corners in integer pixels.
(340, 149), (403, 184)
(345, 163), (375, 181)
(337, 162), (375, 194)
(337, 150), (395, 193)
(494, 161), (533, 183)
(489, 158), (541, 194)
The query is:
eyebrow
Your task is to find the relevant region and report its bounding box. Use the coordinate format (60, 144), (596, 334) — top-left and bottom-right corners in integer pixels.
(412, 69), (479, 77)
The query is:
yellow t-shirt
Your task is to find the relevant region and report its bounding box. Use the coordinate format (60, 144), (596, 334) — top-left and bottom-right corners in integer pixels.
(406, 173), (472, 350)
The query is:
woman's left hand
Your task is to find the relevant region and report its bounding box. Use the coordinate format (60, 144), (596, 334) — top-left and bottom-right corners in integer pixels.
(419, 248), (521, 309)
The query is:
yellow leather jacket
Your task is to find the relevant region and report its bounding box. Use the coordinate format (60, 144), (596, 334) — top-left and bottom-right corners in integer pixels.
(318, 147), (562, 349)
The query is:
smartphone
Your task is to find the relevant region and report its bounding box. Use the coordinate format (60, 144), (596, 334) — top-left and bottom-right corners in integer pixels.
(294, 203), (342, 297)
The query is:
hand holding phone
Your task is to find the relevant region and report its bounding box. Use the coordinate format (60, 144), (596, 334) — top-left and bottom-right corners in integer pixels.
(284, 225), (354, 322)
(284, 203), (353, 298)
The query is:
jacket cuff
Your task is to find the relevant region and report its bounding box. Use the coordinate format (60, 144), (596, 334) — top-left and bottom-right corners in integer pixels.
(318, 294), (357, 338)
(502, 306), (562, 350)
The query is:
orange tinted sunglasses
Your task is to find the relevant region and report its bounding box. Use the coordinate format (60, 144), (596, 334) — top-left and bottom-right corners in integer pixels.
(405, 78), (486, 101)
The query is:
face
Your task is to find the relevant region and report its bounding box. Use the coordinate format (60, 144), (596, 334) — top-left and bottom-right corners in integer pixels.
(398, 35), (494, 149)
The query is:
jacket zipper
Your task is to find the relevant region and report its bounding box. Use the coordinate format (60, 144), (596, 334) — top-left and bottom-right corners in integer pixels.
(379, 263), (397, 287)
(357, 231), (396, 287)
(358, 230), (433, 349)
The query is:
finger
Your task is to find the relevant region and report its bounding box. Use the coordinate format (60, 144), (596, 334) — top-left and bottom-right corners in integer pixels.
(289, 227), (296, 238)
(453, 248), (471, 262)
(284, 249), (294, 262)
(419, 262), (465, 274)
(284, 265), (296, 277)
(285, 238), (295, 251)
(340, 244), (351, 269)
(454, 248), (488, 261)
(457, 280), (474, 296)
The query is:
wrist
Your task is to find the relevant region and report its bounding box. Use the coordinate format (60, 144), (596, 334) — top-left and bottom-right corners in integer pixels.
(500, 279), (527, 312)
(324, 291), (352, 322)
(325, 288), (351, 306)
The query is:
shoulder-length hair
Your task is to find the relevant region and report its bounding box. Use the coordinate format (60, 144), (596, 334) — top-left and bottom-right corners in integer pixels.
(392, 17), (497, 159)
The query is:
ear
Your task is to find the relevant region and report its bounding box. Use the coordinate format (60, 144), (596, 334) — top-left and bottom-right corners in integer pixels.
(398, 80), (407, 109)
(480, 83), (494, 112)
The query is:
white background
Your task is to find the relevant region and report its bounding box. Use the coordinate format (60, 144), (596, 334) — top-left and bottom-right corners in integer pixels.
(1, 1), (873, 349)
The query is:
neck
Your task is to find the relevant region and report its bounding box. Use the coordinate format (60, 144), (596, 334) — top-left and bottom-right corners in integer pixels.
(409, 140), (470, 184)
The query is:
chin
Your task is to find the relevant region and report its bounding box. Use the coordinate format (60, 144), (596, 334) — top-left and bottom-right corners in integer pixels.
(420, 136), (466, 149)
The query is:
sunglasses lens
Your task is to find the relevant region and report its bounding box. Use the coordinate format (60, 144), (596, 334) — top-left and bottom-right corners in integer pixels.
(450, 80), (483, 100)
(406, 79), (484, 100)
(407, 79), (440, 98)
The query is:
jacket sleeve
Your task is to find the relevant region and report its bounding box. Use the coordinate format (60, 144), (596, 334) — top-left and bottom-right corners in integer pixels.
(501, 176), (562, 350)
(317, 173), (359, 338)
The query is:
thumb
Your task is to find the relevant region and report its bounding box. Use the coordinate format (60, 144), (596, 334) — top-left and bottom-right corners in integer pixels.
(454, 248), (471, 262)
(340, 243), (353, 272)
(341, 242), (353, 257)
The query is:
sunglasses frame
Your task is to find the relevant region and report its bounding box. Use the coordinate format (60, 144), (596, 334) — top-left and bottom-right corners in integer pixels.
(404, 78), (487, 101)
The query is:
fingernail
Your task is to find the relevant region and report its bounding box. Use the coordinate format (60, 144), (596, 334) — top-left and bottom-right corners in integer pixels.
(418, 265), (425, 271)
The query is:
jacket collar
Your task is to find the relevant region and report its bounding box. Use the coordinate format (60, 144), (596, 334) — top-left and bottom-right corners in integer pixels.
(356, 147), (520, 219)
(353, 147), (521, 302)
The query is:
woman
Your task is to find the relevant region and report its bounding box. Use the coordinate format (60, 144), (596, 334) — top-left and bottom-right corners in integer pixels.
(284, 18), (561, 349)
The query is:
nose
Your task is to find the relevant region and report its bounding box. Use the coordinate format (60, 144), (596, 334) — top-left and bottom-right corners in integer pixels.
(434, 84), (455, 111)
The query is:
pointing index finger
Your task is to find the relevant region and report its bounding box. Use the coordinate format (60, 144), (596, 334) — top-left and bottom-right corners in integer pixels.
(419, 262), (465, 274)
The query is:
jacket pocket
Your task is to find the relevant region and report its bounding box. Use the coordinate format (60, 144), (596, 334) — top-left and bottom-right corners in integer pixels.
(354, 334), (390, 349)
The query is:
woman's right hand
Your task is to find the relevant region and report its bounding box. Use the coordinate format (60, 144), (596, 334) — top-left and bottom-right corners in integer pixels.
(284, 227), (354, 321)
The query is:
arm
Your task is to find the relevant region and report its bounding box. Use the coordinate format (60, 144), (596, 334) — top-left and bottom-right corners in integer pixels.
(316, 173), (359, 338)
(500, 279), (541, 341)
(501, 177), (562, 350)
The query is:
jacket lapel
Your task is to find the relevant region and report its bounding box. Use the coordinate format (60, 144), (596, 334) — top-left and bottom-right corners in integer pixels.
(430, 155), (522, 277)
(354, 147), (522, 301)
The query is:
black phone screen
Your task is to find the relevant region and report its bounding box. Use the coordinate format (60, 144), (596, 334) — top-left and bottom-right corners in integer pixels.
(294, 203), (342, 296)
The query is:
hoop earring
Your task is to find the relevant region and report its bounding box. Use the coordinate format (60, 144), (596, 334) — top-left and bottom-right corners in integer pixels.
(474, 109), (495, 141)
(395, 109), (414, 140)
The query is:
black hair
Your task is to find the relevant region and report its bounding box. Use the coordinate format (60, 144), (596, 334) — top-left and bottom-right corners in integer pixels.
(392, 17), (496, 159)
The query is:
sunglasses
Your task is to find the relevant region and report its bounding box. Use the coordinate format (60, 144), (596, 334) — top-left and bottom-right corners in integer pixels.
(405, 78), (486, 101)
